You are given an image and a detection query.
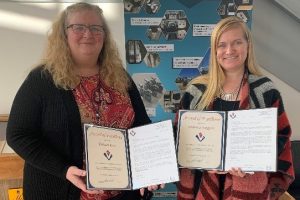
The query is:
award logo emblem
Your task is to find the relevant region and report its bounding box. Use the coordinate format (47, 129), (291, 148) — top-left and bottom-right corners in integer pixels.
(229, 112), (236, 119)
(195, 132), (205, 142)
(104, 150), (112, 160)
(129, 130), (136, 136)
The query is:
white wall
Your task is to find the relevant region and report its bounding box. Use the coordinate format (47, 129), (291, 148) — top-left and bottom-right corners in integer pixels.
(252, 0), (300, 140)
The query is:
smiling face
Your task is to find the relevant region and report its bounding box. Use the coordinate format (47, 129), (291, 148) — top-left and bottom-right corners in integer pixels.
(216, 26), (248, 73)
(66, 10), (104, 65)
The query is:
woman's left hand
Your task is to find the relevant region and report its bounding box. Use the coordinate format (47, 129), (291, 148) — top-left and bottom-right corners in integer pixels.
(228, 167), (246, 178)
(139, 184), (165, 196)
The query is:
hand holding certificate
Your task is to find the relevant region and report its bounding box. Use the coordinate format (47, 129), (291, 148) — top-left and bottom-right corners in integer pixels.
(177, 108), (278, 172)
(84, 120), (179, 190)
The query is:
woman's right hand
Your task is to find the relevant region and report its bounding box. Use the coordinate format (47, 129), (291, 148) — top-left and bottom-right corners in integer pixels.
(66, 166), (103, 194)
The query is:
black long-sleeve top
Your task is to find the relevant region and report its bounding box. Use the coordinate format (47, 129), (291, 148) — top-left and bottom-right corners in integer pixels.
(6, 66), (151, 200)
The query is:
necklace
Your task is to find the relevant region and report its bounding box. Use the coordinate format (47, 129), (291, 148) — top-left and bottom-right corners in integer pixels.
(218, 70), (245, 111)
(219, 87), (239, 101)
(219, 70), (245, 102)
(80, 80), (101, 122)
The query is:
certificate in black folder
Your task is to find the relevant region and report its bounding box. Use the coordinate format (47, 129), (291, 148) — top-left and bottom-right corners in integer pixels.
(84, 120), (179, 190)
(177, 108), (277, 172)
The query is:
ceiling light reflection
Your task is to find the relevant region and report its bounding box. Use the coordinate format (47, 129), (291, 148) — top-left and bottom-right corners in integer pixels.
(0, 10), (51, 35)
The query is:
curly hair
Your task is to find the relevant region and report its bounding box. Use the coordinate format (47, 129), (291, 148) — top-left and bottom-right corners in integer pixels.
(42, 2), (130, 94)
(191, 16), (262, 110)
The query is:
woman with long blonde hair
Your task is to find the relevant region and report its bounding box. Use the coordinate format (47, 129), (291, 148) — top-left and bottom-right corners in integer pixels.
(177, 16), (294, 200)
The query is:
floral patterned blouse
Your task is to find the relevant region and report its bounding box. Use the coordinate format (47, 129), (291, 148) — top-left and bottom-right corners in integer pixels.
(72, 74), (135, 200)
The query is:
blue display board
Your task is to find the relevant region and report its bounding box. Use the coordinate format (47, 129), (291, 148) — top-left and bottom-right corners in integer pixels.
(124, 0), (253, 198)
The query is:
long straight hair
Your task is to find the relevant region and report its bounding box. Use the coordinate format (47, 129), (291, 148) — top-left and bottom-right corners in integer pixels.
(191, 16), (262, 110)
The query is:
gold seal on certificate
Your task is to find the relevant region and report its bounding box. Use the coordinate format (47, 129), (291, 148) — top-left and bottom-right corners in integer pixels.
(177, 108), (278, 172)
(84, 120), (179, 190)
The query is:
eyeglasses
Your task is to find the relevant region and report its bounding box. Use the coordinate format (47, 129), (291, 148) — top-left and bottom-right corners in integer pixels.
(66, 24), (104, 35)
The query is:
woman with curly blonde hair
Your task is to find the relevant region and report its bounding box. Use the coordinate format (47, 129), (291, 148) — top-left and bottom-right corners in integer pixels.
(7, 2), (159, 200)
(44, 2), (129, 93)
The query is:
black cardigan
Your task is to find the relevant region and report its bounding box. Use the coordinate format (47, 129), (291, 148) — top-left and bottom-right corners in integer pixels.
(6, 67), (151, 200)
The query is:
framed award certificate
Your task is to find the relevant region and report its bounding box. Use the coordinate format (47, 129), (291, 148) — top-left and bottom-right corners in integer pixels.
(177, 108), (278, 172)
(84, 120), (179, 190)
